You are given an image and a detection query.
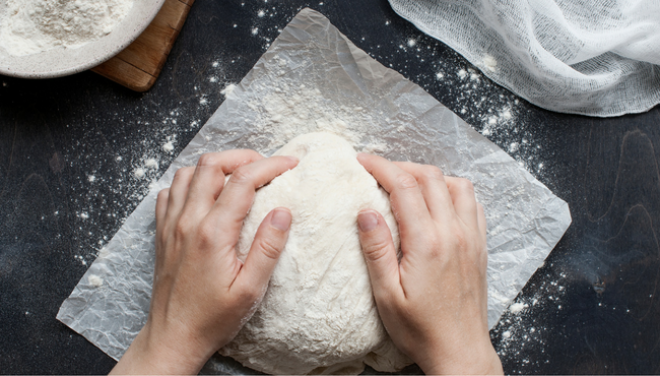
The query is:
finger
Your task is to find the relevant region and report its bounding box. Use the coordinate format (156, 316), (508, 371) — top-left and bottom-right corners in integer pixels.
(156, 188), (169, 240)
(357, 209), (403, 304)
(156, 188), (170, 251)
(165, 167), (196, 226)
(210, 156), (298, 236)
(477, 203), (487, 246)
(476, 203), (489, 299)
(445, 177), (480, 231)
(155, 189), (170, 270)
(184, 150), (263, 218)
(357, 153), (433, 239)
(393, 162), (454, 221)
(234, 208), (292, 293)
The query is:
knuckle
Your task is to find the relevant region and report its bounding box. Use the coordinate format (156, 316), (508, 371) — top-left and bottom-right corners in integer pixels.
(157, 188), (170, 201)
(422, 165), (445, 181)
(362, 239), (392, 262)
(452, 227), (469, 252)
(240, 149), (262, 160)
(197, 154), (227, 180)
(157, 189), (170, 207)
(456, 177), (475, 193)
(173, 167), (194, 181)
(230, 166), (254, 185)
(426, 235), (443, 259)
(394, 173), (419, 191)
(197, 153), (218, 167)
(237, 286), (259, 304)
(196, 222), (216, 246)
(174, 217), (191, 237)
(257, 237), (283, 260)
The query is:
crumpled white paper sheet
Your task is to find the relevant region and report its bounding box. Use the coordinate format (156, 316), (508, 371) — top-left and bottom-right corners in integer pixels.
(57, 8), (571, 373)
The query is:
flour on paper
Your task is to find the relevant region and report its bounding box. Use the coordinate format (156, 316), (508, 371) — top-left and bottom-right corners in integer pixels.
(244, 71), (386, 154)
(220, 132), (412, 374)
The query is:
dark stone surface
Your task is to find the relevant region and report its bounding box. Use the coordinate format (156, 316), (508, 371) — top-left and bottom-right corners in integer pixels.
(1, 0), (659, 374)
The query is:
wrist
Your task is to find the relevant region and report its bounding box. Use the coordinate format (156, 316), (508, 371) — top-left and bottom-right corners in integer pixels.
(420, 337), (503, 375)
(111, 321), (213, 375)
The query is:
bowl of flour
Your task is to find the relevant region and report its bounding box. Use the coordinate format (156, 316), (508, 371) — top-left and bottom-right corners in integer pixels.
(0, 0), (165, 78)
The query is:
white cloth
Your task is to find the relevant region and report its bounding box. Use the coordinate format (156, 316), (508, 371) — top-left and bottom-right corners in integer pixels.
(389, 0), (660, 117)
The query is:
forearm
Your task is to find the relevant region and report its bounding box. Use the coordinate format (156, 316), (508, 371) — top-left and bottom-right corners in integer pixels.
(110, 324), (211, 375)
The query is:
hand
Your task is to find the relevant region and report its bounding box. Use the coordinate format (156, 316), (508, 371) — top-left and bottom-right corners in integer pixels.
(356, 154), (503, 375)
(111, 150), (298, 375)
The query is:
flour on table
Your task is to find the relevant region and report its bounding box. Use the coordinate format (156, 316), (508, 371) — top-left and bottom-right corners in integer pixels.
(508, 302), (527, 313)
(220, 132), (412, 374)
(162, 141), (174, 153)
(133, 167), (145, 179)
(0, 0), (134, 56)
(144, 158), (158, 169)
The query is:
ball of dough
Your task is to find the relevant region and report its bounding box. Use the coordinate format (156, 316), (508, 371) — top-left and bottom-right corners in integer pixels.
(220, 132), (411, 374)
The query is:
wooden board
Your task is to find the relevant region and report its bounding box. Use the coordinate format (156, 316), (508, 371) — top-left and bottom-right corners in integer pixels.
(91, 0), (195, 92)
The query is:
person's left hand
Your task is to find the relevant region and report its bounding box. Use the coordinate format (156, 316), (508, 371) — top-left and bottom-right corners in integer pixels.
(111, 150), (298, 375)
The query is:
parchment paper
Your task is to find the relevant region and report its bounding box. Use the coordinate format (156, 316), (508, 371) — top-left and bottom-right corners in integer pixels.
(57, 8), (572, 373)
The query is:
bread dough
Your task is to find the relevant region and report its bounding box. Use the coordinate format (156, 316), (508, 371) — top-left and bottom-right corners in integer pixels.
(220, 132), (411, 374)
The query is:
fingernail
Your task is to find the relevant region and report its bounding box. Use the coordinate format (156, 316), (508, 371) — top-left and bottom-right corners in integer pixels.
(358, 211), (378, 232)
(271, 208), (292, 231)
(286, 156), (299, 164)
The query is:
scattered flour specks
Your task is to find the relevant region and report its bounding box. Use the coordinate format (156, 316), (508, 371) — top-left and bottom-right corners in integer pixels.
(162, 140), (174, 153)
(508, 142), (519, 153)
(493, 270), (570, 370)
(509, 302), (527, 313)
(74, 255), (88, 266)
(144, 158), (158, 169)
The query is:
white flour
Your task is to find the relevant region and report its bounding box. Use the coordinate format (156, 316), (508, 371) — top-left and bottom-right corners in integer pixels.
(0, 0), (134, 56)
(245, 57), (379, 155)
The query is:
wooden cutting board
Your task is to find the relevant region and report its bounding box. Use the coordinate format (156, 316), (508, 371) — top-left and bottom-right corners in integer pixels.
(91, 0), (195, 92)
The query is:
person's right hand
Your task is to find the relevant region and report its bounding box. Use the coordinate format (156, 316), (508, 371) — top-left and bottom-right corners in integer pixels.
(356, 154), (503, 375)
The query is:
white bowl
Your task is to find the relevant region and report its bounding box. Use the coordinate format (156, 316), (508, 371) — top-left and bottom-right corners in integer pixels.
(0, 0), (166, 79)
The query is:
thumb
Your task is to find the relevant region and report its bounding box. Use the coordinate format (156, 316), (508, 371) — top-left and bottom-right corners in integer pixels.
(238, 208), (292, 291)
(357, 209), (402, 302)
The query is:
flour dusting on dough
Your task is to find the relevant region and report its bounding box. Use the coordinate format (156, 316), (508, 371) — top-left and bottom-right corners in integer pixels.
(220, 132), (411, 374)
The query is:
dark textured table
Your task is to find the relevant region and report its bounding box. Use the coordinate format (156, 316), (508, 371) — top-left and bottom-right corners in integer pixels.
(2, 0), (659, 374)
